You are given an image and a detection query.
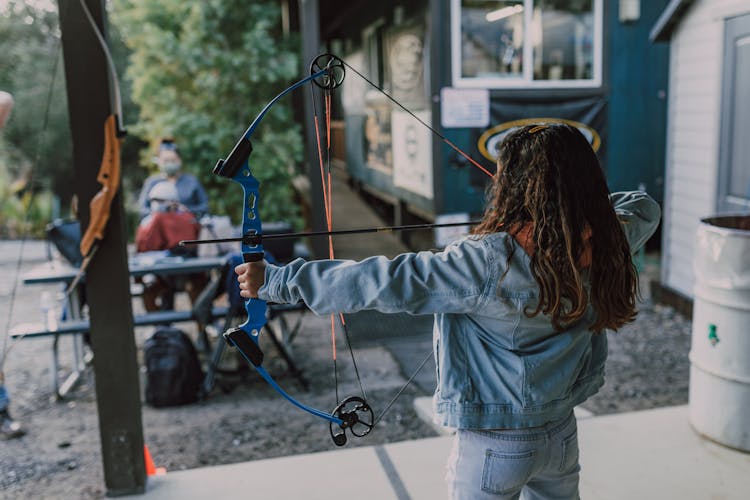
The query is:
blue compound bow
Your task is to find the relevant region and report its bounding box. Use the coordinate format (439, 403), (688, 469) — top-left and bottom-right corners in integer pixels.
(204, 52), (495, 447)
(214, 54), (373, 447)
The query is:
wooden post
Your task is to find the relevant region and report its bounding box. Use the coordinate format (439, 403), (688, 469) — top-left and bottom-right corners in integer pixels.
(429, 0), (446, 217)
(58, 0), (145, 495)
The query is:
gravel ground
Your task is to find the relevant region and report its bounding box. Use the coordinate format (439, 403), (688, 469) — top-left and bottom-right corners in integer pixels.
(0, 242), (692, 499)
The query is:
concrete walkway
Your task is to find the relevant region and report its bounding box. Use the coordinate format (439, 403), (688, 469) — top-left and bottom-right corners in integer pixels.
(127, 405), (749, 499)
(121, 170), (750, 498)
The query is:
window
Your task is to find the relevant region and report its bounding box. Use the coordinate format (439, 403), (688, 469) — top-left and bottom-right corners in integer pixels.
(451, 0), (602, 88)
(718, 14), (750, 211)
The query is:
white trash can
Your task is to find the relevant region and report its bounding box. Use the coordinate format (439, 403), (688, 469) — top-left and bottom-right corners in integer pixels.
(689, 215), (750, 452)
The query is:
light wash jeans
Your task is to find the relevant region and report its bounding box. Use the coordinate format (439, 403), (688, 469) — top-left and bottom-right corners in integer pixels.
(446, 411), (580, 499)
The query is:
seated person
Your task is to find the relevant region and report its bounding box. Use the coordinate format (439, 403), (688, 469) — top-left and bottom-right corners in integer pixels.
(137, 138), (208, 221)
(136, 181), (207, 311)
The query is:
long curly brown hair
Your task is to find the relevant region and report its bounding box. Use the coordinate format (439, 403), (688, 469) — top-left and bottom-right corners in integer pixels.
(472, 123), (638, 332)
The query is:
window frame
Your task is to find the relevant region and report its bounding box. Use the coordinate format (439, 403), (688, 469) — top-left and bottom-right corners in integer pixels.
(450, 0), (603, 89)
(717, 14), (750, 213)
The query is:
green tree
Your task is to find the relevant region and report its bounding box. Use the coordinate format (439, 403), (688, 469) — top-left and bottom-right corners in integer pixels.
(0, 0), (69, 230)
(113, 0), (303, 227)
(0, 1), (141, 235)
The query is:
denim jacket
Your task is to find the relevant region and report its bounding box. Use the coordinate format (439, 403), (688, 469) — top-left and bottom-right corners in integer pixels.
(259, 192), (661, 429)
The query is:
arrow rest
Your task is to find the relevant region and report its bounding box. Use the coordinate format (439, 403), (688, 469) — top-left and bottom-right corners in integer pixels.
(329, 396), (374, 446)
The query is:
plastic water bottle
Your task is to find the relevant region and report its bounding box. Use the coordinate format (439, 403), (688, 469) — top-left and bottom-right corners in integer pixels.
(40, 291), (58, 331)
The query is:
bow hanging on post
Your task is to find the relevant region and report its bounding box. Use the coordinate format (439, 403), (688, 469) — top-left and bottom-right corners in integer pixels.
(66, 0), (127, 295)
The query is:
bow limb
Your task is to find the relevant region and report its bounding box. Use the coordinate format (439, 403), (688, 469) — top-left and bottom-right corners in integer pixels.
(214, 54), (344, 178)
(79, 114), (122, 258)
(66, 113), (124, 296)
(214, 68), (330, 180)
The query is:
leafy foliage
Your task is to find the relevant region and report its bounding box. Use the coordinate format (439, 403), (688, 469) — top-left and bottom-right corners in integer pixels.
(0, 141), (53, 238)
(0, 1), (70, 214)
(113, 0), (304, 227)
(0, 1), (140, 235)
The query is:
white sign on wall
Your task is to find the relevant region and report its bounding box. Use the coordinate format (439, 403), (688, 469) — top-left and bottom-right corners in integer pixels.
(392, 110), (433, 199)
(440, 87), (490, 128)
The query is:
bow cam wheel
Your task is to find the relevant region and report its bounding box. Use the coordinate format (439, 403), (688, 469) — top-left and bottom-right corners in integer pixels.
(310, 54), (345, 90)
(329, 396), (374, 446)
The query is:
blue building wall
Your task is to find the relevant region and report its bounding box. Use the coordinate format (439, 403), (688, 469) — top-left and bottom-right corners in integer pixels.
(325, 0), (669, 221)
(606, 1), (670, 203)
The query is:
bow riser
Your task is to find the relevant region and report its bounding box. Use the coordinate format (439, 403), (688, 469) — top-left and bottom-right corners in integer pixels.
(213, 139), (266, 335)
(215, 130), (346, 429)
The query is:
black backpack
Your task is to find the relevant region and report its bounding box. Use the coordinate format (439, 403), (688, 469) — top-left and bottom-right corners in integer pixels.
(144, 327), (204, 407)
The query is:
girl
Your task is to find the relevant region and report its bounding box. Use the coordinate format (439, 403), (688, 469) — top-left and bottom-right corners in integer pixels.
(236, 123), (660, 499)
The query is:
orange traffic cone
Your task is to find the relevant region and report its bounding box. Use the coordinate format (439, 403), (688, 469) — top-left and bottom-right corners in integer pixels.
(144, 445), (167, 476)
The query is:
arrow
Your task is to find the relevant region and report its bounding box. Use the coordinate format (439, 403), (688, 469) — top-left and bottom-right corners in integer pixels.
(179, 220), (480, 247)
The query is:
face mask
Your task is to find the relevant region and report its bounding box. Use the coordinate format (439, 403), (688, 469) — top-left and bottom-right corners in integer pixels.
(160, 161), (181, 177)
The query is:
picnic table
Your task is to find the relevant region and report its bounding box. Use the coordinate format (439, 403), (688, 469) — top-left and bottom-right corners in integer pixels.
(10, 254), (229, 398)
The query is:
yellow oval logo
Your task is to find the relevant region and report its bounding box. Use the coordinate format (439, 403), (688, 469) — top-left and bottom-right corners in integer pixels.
(477, 118), (602, 162)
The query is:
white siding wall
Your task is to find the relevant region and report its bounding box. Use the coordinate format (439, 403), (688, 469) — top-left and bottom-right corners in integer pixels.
(662, 0), (750, 297)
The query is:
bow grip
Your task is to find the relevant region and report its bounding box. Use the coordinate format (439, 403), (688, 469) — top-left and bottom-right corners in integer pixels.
(226, 250), (266, 368)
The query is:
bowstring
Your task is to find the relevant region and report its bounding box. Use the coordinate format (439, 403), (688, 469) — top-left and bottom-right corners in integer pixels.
(341, 60), (494, 179)
(316, 58), (492, 427)
(325, 86), (368, 404)
(373, 350), (433, 427)
(309, 82), (338, 404)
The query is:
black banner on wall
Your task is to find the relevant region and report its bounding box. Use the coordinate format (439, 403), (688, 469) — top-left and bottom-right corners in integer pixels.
(469, 96), (607, 185)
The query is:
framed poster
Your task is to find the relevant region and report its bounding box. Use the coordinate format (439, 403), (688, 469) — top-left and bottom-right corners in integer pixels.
(364, 92), (393, 174)
(392, 110), (433, 199)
